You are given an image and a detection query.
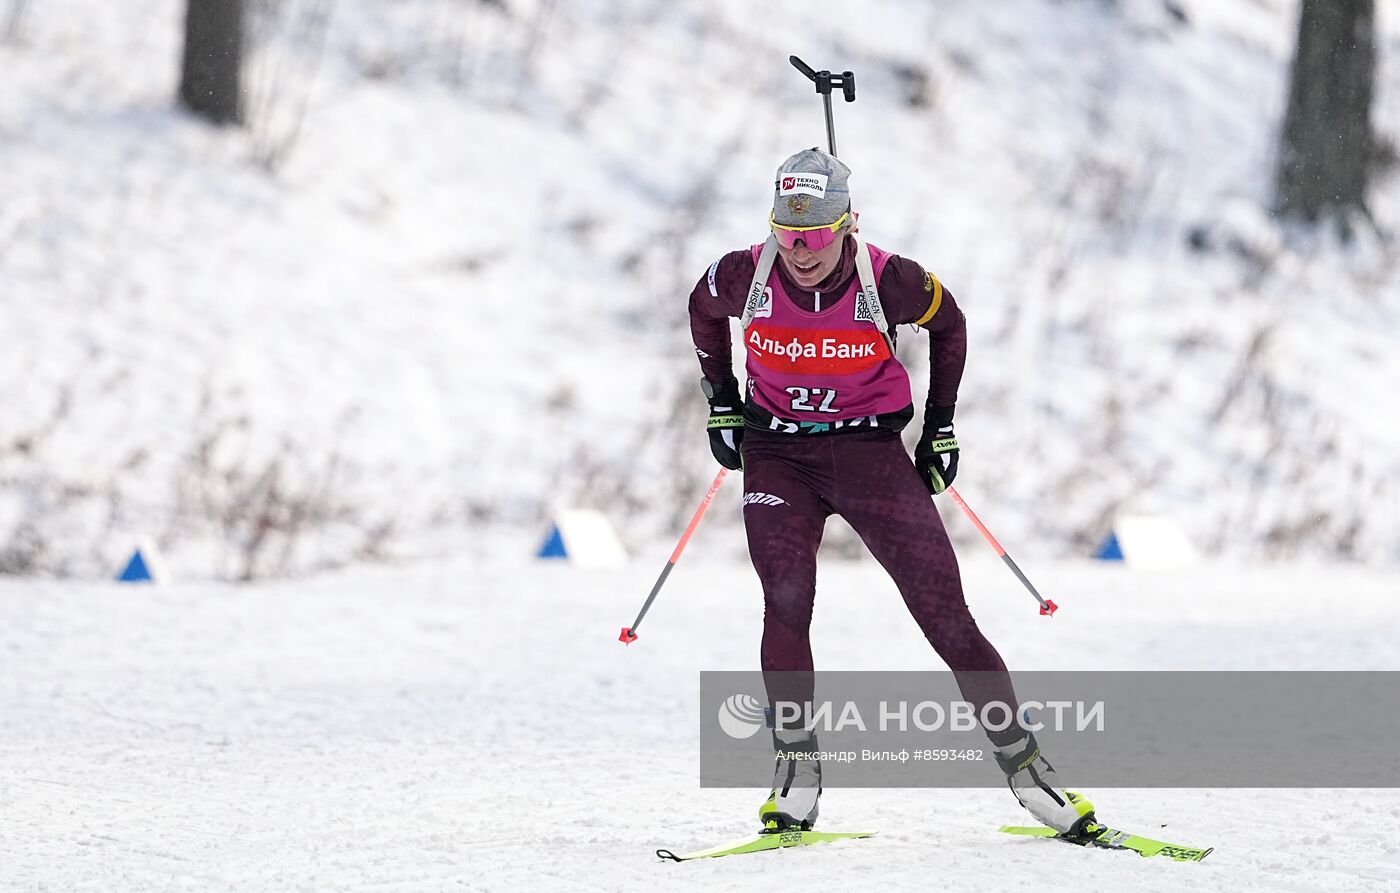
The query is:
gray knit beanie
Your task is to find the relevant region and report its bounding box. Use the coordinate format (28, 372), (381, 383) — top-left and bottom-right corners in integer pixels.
(772, 147), (852, 226)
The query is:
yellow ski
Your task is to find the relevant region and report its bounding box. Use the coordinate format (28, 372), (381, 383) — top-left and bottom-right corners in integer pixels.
(657, 829), (875, 861)
(1000, 824), (1212, 862)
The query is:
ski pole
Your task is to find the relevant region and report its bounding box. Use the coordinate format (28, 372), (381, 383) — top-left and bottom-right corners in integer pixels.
(789, 55), (856, 157)
(945, 486), (1058, 616)
(618, 467), (729, 644)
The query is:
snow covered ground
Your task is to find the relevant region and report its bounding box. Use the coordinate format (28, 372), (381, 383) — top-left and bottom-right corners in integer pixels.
(4, 548), (1399, 890)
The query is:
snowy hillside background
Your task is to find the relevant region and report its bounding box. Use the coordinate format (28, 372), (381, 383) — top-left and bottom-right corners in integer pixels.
(3, 0), (1399, 579)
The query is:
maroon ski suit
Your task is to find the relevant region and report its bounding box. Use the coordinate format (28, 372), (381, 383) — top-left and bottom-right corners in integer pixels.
(689, 236), (1017, 721)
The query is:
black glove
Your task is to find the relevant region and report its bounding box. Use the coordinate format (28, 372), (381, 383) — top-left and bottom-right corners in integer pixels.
(702, 377), (745, 470)
(914, 404), (959, 494)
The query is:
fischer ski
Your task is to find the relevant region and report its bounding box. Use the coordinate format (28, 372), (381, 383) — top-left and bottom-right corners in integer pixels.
(999, 824), (1212, 862)
(657, 829), (875, 862)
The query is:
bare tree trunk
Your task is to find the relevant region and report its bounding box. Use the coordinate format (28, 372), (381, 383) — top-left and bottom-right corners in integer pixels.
(179, 0), (245, 125)
(1274, 0), (1375, 235)
(3, 0), (32, 43)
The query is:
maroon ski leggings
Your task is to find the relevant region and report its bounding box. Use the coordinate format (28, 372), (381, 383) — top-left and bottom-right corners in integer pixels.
(741, 428), (1017, 732)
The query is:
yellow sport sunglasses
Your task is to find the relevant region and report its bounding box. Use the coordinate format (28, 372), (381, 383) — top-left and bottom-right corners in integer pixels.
(769, 210), (852, 249)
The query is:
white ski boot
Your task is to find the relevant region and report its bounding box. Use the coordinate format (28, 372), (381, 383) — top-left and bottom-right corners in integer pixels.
(993, 732), (1096, 836)
(759, 730), (822, 831)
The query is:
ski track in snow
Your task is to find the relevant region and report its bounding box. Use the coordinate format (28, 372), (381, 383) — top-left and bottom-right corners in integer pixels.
(3, 553), (1399, 890)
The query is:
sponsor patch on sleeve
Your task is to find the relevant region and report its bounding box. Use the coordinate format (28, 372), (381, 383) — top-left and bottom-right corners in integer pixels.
(707, 259), (720, 297)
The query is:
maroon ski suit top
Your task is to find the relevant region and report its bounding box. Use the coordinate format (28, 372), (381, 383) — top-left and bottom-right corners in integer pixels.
(688, 236), (968, 417)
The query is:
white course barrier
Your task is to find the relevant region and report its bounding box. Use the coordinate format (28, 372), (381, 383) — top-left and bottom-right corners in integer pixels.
(1095, 514), (1198, 571)
(537, 509), (628, 569)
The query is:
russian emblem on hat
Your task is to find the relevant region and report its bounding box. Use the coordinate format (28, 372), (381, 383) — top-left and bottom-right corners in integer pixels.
(787, 195), (812, 216)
